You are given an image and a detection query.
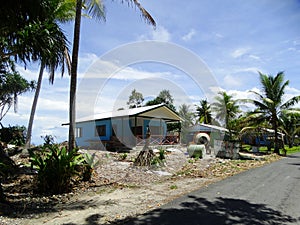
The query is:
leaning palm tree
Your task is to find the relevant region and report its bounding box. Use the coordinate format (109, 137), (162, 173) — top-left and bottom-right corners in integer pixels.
(247, 71), (300, 154)
(68, 0), (156, 150)
(25, 22), (71, 147)
(212, 91), (241, 138)
(25, 0), (74, 148)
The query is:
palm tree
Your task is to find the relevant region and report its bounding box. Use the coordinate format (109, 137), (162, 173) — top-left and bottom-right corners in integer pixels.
(178, 104), (194, 144)
(247, 71), (300, 154)
(279, 111), (300, 148)
(68, 0), (156, 150)
(25, 1), (74, 148)
(212, 91), (240, 138)
(196, 99), (212, 124)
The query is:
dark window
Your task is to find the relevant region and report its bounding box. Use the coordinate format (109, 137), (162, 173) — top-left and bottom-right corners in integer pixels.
(131, 126), (143, 136)
(95, 125), (106, 136)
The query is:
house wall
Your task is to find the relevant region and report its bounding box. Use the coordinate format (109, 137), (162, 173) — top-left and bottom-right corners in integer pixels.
(76, 119), (111, 148)
(76, 117), (169, 149)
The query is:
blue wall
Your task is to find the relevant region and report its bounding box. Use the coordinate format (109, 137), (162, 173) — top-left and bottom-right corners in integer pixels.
(76, 117), (168, 148)
(76, 119), (111, 147)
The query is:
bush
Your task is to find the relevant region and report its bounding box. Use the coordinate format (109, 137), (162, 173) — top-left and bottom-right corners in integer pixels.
(151, 148), (166, 167)
(29, 144), (84, 194)
(82, 152), (100, 181)
(0, 125), (26, 146)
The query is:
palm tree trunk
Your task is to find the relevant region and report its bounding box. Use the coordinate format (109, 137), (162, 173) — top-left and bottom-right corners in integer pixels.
(25, 63), (45, 148)
(68, 0), (82, 151)
(274, 123), (280, 154)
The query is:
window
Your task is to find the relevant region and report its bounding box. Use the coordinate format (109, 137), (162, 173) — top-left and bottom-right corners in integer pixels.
(75, 127), (82, 138)
(95, 125), (106, 136)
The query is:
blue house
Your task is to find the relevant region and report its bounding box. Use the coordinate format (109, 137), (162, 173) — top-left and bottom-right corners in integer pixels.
(241, 128), (285, 147)
(74, 104), (182, 151)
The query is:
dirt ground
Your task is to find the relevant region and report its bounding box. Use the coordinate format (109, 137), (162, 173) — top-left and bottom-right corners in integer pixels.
(0, 147), (281, 225)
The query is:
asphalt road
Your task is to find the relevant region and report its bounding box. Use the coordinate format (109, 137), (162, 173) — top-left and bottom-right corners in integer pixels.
(122, 153), (300, 225)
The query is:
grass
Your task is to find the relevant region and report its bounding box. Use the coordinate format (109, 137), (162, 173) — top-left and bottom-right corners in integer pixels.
(241, 144), (300, 155)
(170, 185), (178, 190)
(285, 146), (300, 155)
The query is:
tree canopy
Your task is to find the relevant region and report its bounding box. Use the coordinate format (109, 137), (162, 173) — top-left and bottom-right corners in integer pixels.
(246, 71), (300, 153)
(127, 89), (144, 108)
(0, 60), (35, 121)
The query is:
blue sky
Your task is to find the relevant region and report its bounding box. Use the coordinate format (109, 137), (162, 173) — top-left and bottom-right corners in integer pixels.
(2, 0), (300, 144)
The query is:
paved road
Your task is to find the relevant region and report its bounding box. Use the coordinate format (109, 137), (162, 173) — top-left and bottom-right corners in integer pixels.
(123, 153), (300, 225)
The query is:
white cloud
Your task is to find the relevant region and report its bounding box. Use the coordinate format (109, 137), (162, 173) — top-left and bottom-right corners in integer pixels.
(182, 29), (196, 41)
(137, 26), (171, 42)
(223, 74), (242, 88)
(236, 67), (261, 74)
(231, 47), (251, 58)
(249, 54), (261, 61)
(16, 65), (40, 80)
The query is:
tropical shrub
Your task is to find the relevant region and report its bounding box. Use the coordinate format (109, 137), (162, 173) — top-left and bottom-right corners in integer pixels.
(82, 152), (100, 181)
(29, 144), (84, 194)
(0, 146), (17, 202)
(151, 148), (166, 166)
(0, 125), (26, 146)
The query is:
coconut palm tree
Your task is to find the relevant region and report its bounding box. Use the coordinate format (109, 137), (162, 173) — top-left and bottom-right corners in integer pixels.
(279, 111), (300, 148)
(196, 99), (212, 124)
(212, 91), (241, 138)
(25, 0), (74, 148)
(68, 0), (156, 150)
(247, 71), (300, 154)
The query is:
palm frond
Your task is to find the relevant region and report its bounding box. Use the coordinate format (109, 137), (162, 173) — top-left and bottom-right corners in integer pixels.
(131, 0), (156, 27)
(281, 95), (300, 109)
(84, 0), (106, 21)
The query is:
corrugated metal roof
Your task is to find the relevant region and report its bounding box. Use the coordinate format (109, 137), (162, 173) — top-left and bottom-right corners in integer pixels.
(76, 104), (182, 123)
(188, 124), (229, 132)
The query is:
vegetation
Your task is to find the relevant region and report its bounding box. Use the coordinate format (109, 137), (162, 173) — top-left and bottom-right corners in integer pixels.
(279, 111), (300, 148)
(212, 91), (241, 139)
(196, 99), (212, 124)
(246, 72), (300, 154)
(0, 125), (26, 146)
(145, 89), (176, 112)
(68, 0), (156, 151)
(151, 148), (166, 167)
(29, 142), (85, 194)
(178, 104), (194, 144)
(127, 89), (144, 108)
(0, 60), (35, 122)
(25, 0), (73, 148)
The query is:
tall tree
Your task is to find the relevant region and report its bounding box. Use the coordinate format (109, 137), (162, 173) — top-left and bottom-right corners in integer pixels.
(279, 111), (300, 148)
(178, 104), (194, 128)
(127, 89), (144, 108)
(178, 104), (194, 144)
(247, 71), (300, 154)
(25, 0), (73, 147)
(212, 91), (240, 138)
(0, 60), (35, 122)
(196, 99), (212, 124)
(68, 0), (155, 150)
(145, 89), (176, 111)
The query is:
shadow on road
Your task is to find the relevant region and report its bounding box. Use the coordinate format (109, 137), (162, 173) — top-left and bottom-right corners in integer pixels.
(116, 196), (298, 225)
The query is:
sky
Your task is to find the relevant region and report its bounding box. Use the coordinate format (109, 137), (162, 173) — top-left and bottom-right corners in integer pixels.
(2, 0), (300, 144)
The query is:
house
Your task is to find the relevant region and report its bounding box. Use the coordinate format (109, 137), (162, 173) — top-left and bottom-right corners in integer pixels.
(187, 123), (229, 145)
(241, 128), (285, 147)
(186, 124), (240, 158)
(74, 104), (182, 151)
